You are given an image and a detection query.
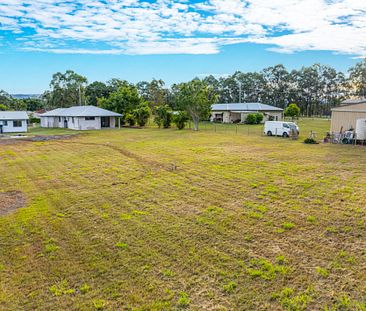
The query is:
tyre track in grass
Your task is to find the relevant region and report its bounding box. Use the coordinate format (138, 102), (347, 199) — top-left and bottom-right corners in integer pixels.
(54, 140), (177, 173)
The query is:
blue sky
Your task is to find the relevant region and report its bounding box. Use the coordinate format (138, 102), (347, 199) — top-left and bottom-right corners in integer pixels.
(0, 0), (365, 93)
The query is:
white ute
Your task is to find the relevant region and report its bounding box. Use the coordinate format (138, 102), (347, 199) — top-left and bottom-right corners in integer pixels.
(264, 121), (299, 137)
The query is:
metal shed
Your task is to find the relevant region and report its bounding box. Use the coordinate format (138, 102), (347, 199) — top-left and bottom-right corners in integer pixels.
(330, 98), (366, 132)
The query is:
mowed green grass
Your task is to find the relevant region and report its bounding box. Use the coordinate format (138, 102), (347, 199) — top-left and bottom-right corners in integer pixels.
(1, 119), (366, 310)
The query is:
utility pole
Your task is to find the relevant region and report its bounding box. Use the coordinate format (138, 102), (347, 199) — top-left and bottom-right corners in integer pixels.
(79, 85), (82, 105)
(238, 82), (242, 103)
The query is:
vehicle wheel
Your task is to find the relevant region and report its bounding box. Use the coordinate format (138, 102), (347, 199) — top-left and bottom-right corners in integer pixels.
(267, 131), (272, 136)
(282, 132), (289, 138)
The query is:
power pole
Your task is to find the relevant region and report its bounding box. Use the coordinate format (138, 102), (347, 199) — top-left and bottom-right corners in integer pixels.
(79, 85), (82, 105)
(239, 82), (242, 103)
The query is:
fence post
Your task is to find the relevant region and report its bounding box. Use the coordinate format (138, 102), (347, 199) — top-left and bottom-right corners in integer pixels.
(236, 124), (238, 135)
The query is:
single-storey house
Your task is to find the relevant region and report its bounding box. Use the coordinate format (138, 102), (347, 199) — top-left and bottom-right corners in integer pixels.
(211, 103), (283, 123)
(0, 111), (29, 133)
(40, 106), (122, 130)
(330, 98), (366, 132)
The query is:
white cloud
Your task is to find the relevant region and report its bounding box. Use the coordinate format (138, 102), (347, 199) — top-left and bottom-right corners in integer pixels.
(0, 0), (365, 56)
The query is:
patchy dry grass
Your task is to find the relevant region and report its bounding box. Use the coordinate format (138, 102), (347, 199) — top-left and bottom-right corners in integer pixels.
(1, 119), (366, 310)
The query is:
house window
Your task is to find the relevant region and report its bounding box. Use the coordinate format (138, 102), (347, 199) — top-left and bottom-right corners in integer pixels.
(85, 117), (95, 121)
(13, 120), (22, 127)
(58, 117), (61, 122)
(72, 117), (74, 123)
(0, 121), (8, 126)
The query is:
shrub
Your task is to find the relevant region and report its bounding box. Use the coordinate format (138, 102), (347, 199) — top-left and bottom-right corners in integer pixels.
(29, 117), (40, 124)
(255, 112), (264, 123)
(125, 113), (136, 126)
(245, 113), (257, 124)
(304, 138), (318, 144)
(155, 105), (173, 128)
(245, 113), (264, 124)
(173, 111), (189, 130)
(133, 103), (151, 127)
(0, 104), (8, 111)
(284, 103), (301, 120)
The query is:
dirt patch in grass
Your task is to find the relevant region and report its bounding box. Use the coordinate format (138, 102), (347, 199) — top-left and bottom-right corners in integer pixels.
(0, 134), (78, 145)
(0, 191), (26, 216)
(28, 135), (78, 142)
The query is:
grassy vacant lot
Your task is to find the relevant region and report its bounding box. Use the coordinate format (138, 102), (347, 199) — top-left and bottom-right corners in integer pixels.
(1, 119), (366, 310)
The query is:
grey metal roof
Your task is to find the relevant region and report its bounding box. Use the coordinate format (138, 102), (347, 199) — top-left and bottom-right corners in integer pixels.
(40, 108), (67, 117)
(41, 106), (122, 117)
(341, 98), (366, 105)
(0, 111), (29, 120)
(212, 103), (283, 112)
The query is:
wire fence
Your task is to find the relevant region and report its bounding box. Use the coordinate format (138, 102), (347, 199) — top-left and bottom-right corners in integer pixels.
(195, 122), (264, 136)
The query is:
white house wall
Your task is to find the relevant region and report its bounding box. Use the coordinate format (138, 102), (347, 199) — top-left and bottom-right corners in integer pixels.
(264, 112), (282, 121)
(40, 117), (47, 128)
(110, 117), (116, 128)
(41, 116), (117, 130)
(223, 112), (230, 123)
(0, 120), (27, 133)
(41, 116), (59, 128)
(76, 117), (101, 130)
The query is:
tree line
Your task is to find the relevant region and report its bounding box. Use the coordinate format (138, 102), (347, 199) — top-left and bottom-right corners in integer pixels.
(1, 59), (366, 122)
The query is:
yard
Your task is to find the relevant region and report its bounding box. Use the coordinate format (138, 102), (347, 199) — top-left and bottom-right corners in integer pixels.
(1, 119), (366, 310)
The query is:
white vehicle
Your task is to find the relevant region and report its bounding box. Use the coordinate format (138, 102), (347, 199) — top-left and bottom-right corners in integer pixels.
(264, 121), (299, 137)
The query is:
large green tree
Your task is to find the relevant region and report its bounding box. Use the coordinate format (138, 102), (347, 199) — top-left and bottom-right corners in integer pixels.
(47, 70), (88, 108)
(20, 98), (45, 111)
(85, 81), (111, 106)
(137, 79), (168, 108)
(98, 84), (142, 121)
(202, 64), (347, 116)
(348, 59), (366, 97)
(0, 90), (13, 110)
(174, 80), (217, 131)
(261, 65), (291, 108)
